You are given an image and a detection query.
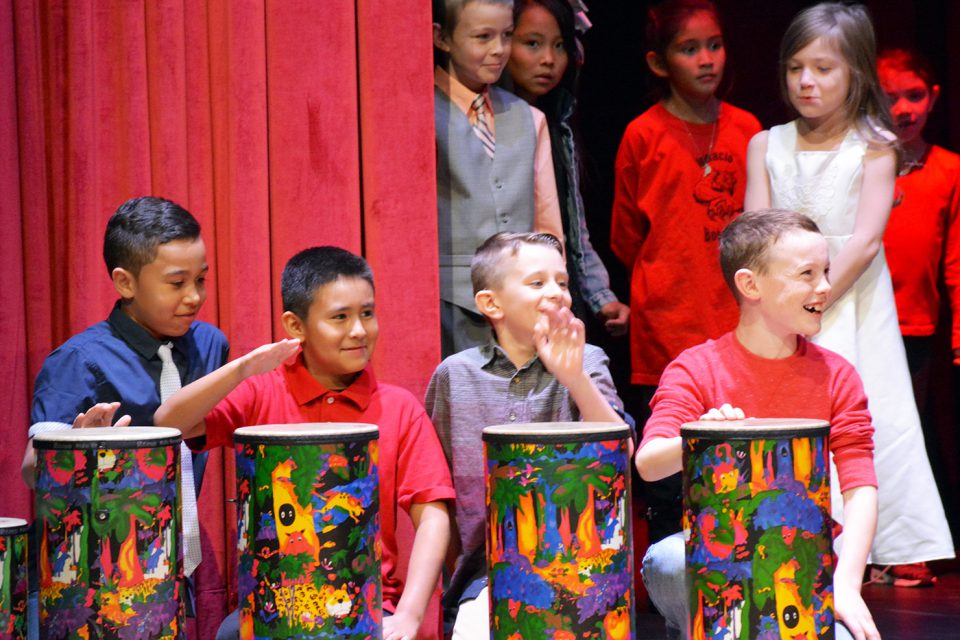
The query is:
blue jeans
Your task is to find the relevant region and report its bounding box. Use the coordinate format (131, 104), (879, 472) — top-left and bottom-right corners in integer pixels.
(643, 532), (854, 640)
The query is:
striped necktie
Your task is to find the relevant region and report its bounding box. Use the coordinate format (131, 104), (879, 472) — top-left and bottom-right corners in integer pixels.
(471, 93), (495, 159)
(158, 342), (202, 577)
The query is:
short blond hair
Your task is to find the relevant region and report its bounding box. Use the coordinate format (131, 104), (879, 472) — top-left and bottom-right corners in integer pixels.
(471, 231), (563, 293)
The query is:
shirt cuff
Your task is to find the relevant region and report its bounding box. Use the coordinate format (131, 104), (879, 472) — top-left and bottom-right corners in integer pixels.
(28, 421), (72, 439)
(587, 289), (619, 315)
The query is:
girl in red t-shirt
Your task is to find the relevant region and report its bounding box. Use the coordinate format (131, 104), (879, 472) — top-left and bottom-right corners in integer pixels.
(610, 0), (760, 409)
(610, 0), (760, 547)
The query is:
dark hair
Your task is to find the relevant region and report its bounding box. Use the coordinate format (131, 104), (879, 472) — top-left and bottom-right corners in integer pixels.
(645, 0), (722, 97)
(103, 196), (201, 276)
(513, 0), (580, 97)
(281, 246), (374, 319)
(471, 231), (563, 293)
(719, 209), (821, 298)
(779, 2), (895, 149)
(877, 47), (937, 90)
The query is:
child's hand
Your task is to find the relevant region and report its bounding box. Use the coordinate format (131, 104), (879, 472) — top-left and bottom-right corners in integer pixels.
(382, 610), (419, 640)
(73, 402), (132, 428)
(535, 305), (584, 384)
(699, 404), (745, 421)
(834, 583), (880, 640)
(238, 339), (301, 379)
(599, 300), (630, 337)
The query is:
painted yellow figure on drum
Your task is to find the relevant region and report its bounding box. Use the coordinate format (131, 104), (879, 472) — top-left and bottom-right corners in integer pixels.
(270, 460), (321, 564)
(774, 560), (819, 640)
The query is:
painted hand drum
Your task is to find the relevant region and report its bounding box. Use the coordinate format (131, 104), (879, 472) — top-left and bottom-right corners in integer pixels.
(681, 419), (833, 640)
(482, 422), (634, 639)
(233, 423), (380, 639)
(33, 426), (185, 640)
(0, 518), (29, 640)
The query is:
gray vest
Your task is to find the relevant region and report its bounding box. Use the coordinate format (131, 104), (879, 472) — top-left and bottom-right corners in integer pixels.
(435, 85), (537, 309)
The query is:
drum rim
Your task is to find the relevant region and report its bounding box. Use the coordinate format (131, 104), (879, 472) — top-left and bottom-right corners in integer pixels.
(0, 517), (30, 534)
(482, 421), (630, 444)
(234, 422), (379, 445)
(681, 417), (830, 440)
(32, 426), (183, 450)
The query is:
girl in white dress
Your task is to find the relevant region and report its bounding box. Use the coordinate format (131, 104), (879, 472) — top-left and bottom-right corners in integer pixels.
(744, 2), (954, 579)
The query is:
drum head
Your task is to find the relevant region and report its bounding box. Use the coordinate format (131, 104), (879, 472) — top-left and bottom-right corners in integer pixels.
(32, 426), (183, 450)
(482, 421), (629, 444)
(0, 517), (29, 535)
(680, 417), (829, 440)
(234, 422), (379, 445)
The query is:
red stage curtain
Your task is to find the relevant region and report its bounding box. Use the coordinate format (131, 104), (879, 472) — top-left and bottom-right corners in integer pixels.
(0, 1), (439, 637)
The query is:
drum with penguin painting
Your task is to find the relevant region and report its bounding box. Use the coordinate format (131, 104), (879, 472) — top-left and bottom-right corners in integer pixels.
(33, 426), (184, 640)
(233, 423), (380, 640)
(681, 419), (833, 639)
(0, 517), (29, 640)
(482, 422), (634, 639)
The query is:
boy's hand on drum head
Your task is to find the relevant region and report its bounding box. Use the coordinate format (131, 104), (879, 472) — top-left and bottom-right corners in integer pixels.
(238, 338), (301, 379)
(73, 402), (132, 428)
(700, 404), (745, 421)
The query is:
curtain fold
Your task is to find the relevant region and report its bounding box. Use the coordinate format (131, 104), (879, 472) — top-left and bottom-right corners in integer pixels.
(1, 1), (439, 637)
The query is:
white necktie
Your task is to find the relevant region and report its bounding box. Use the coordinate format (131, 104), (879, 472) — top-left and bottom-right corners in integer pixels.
(158, 342), (202, 577)
(471, 93), (495, 159)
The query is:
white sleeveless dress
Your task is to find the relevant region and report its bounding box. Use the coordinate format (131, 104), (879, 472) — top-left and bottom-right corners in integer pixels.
(766, 121), (954, 564)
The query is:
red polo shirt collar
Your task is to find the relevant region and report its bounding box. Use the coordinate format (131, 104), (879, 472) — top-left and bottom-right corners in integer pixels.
(282, 354), (375, 411)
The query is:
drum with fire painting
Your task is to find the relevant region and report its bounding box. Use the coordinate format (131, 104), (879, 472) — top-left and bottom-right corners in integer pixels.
(482, 422), (634, 639)
(681, 419), (833, 639)
(0, 517), (30, 640)
(33, 426), (184, 640)
(233, 423), (380, 640)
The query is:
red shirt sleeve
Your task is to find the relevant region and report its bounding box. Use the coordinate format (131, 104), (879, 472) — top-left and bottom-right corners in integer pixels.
(828, 362), (877, 492)
(395, 405), (456, 512)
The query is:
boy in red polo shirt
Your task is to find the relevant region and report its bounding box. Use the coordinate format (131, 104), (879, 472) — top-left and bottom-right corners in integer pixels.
(154, 246), (454, 640)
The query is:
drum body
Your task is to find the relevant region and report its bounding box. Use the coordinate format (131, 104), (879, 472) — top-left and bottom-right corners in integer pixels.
(0, 518), (29, 640)
(33, 426), (184, 640)
(233, 423), (380, 640)
(483, 422), (634, 639)
(681, 419), (833, 640)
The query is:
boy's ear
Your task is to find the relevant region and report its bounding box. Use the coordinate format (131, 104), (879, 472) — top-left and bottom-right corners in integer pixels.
(281, 311), (306, 342)
(111, 268), (137, 300)
(734, 268), (761, 301)
(433, 23), (451, 53)
(474, 289), (503, 321)
(646, 51), (669, 79)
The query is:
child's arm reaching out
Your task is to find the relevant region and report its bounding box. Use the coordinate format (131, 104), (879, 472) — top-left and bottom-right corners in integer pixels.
(21, 401), (134, 488)
(535, 306), (623, 425)
(382, 501), (450, 640)
(634, 404), (745, 481)
(834, 485), (880, 640)
(153, 338), (301, 438)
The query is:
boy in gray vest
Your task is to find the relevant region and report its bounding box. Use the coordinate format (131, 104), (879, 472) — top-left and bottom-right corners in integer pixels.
(426, 232), (625, 637)
(433, 0), (564, 357)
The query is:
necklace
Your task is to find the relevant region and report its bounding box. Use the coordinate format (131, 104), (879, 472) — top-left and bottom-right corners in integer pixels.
(680, 115), (719, 176)
(898, 143), (929, 177)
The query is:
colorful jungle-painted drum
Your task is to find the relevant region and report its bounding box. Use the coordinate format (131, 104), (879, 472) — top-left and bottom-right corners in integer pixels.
(681, 419), (833, 640)
(482, 422), (634, 639)
(233, 423), (380, 640)
(0, 517), (29, 640)
(33, 426), (184, 640)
